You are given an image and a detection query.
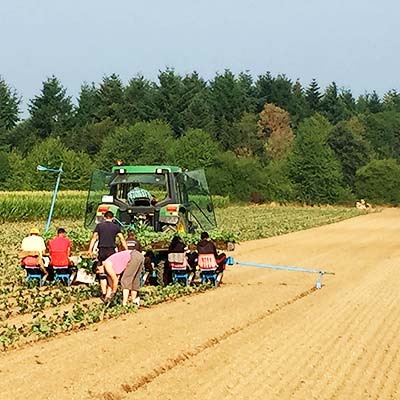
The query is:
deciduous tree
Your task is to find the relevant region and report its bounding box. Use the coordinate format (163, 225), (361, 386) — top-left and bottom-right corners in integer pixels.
(288, 114), (343, 204)
(258, 103), (294, 161)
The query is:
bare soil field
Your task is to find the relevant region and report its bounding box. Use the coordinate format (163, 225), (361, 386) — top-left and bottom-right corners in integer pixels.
(1, 208), (399, 400)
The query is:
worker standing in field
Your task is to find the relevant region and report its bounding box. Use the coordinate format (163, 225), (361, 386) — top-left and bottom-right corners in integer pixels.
(88, 211), (128, 297)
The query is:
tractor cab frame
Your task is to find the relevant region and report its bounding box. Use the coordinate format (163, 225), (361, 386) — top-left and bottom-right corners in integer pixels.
(84, 165), (216, 233)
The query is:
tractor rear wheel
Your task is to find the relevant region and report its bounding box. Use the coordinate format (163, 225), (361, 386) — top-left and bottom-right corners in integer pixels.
(155, 260), (168, 287)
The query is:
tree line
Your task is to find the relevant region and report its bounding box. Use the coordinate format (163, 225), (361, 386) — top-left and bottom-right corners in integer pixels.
(0, 69), (400, 204)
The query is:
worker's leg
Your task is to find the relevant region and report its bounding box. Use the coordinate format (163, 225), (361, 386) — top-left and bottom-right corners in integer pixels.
(103, 261), (118, 294)
(216, 253), (226, 272)
(122, 289), (130, 306)
(121, 251), (144, 305)
(100, 278), (107, 296)
(98, 248), (115, 296)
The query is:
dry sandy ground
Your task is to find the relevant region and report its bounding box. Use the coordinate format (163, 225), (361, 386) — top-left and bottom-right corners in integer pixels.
(1, 209), (400, 400)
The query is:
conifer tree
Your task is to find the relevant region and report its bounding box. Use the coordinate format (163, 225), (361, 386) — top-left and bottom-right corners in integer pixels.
(124, 75), (157, 124)
(0, 77), (21, 131)
(75, 82), (100, 126)
(28, 76), (74, 138)
(305, 78), (322, 114)
(96, 74), (125, 123)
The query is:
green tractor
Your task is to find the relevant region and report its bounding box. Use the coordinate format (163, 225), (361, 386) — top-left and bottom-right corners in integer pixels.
(84, 164), (217, 234)
(84, 164), (217, 286)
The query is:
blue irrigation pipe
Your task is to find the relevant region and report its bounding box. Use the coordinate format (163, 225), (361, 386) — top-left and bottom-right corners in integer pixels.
(233, 260), (335, 289)
(37, 164), (63, 233)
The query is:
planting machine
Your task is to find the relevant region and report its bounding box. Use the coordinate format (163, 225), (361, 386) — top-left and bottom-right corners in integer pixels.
(85, 164), (222, 286)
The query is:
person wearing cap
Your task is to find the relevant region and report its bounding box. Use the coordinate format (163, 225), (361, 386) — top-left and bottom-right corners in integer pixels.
(19, 227), (47, 274)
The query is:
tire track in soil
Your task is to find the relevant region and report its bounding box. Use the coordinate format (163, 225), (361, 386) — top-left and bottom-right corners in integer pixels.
(324, 265), (400, 400)
(214, 262), (381, 399)
(125, 224), (400, 400)
(98, 287), (318, 400)
(1, 209), (399, 400)
(279, 268), (398, 399)
(285, 265), (392, 394)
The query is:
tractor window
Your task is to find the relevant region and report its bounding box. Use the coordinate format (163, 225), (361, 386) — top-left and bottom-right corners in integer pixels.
(110, 174), (167, 202)
(179, 169), (216, 231)
(85, 170), (115, 229)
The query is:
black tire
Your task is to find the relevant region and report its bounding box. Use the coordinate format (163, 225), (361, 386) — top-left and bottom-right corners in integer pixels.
(155, 260), (168, 286)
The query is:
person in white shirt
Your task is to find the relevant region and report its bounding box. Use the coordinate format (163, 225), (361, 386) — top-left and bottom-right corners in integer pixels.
(20, 227), (47, 274)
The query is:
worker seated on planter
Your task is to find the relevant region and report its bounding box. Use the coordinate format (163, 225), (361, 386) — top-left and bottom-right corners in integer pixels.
(168, 235), (196, 272)
(127, 183), (157, 206)
(19, 227), (48, 276)
(48, 228), (75, 276)
(197, 232), (226, 273)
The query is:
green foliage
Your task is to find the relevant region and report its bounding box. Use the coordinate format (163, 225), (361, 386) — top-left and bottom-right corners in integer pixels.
(0, 77), (20, 131)
(255, 73), (293, 114)
(288, 114), (344, 204)
(0, 191), (229, 222)
(168, 128), (221, 170)
(262, 160), (294, 203)
(361, 111), (400, 159)
(320, 82), (353, 124)
(207, 152), (267, 202)
(209, 70), (254, 147)
(6, 120), (38, 155)
(305, 79), (322, 114)
(2, 70), (400, 204)
(383, 90), (400, 112)
(154, 68), (186, 135)
(75, 82), (100, 126)
(124, 75), (157, 124)
(28, 76), (74, 138)
(96, 74), (125, 123)
(0, 191), (87, 221)
(0, 151), (9, 185)
(69, 119), (116, 156)
(130, 222), (237, 250)
(23, 137), (93, 190)
(2, 151), (29, 190)
(355, 159), (400, 204)
(327, 120), (371, 190)
(217, 204), (365, 241)
(95, 121), (174, 170)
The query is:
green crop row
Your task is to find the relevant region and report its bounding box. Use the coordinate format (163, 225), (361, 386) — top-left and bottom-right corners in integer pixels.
(0, 191), (230, 222)
(216, 204), (368, 241)
(0, 283), (211, 350)
(0, 204), (370, 350)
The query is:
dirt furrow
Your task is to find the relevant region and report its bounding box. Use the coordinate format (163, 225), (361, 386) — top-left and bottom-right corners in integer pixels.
(1, 208), (399, 400)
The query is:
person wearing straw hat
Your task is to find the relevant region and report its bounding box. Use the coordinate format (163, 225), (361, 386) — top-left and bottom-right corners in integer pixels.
(19, 227), (47, 275)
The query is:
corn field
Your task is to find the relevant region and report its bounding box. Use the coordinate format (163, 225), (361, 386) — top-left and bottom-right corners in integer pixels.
(0, 191), (230, 222)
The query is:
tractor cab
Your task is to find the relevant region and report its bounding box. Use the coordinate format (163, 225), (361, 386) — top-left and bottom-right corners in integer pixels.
(84, 165), (216, 233)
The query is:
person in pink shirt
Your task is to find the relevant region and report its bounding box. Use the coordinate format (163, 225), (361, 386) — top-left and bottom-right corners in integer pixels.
(100, 249), (144, 305)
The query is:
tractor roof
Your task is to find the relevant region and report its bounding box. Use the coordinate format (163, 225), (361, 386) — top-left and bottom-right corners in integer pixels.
(111, 165), (182, 174)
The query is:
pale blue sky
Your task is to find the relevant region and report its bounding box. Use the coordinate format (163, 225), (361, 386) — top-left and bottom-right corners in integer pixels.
(1, 0), (399, 113)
